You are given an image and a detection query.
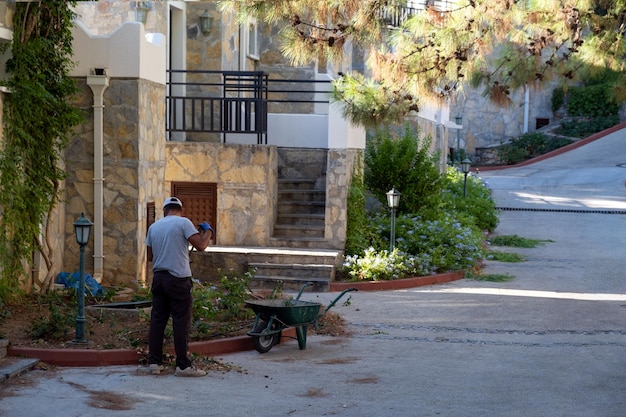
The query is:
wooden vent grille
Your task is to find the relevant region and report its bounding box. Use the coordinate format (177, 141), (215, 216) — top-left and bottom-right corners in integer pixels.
(147, 201), (156, 233)
(171, 182), (217, 236)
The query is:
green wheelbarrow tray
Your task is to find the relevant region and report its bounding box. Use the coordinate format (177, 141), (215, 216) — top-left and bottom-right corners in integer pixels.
(246, 299), (322, 327)
(245, 284), (357, 353)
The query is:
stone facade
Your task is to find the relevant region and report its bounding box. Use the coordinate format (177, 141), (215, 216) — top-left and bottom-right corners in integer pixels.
(164, 142), (277, 247)
(64, 78), (165, 287)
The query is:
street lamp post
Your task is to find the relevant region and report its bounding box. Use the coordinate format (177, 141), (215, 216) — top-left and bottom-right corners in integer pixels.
(73, 213), (93, 345)
(455, 114), (463, 165)
(461, 158), (472, 198)
(386, 187), (401, 252)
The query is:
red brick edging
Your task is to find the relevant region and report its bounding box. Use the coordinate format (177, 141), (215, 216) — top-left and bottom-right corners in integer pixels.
(8, 271), (464, 366)
(329, 271), (464, 292)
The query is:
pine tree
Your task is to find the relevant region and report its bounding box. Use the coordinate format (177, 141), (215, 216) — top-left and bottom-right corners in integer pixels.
(222, 0), (626, 126)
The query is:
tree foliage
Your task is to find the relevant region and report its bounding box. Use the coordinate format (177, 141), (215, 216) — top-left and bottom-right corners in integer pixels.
(221, 0), (626, 126)
(0, 1), (84, 299)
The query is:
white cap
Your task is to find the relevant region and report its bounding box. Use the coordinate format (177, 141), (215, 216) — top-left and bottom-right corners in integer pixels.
(163, 196), (182, 208)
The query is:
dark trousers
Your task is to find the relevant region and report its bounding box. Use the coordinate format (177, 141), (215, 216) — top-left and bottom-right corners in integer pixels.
(148, 271), (193, 370)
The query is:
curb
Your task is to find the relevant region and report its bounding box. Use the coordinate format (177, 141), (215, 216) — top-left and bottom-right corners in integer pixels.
(476, 121), (626, 172)
(329, 271), (464, 291)
(7, 271), (463, 367)
(8, 328), (297, 367)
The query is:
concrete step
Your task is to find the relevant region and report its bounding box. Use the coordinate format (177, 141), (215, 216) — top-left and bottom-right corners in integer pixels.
(272, 224), (325, 238)
(0, 357), (39, 383)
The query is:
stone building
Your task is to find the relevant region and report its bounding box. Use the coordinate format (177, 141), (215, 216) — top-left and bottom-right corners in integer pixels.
(0, 1), (571, 291)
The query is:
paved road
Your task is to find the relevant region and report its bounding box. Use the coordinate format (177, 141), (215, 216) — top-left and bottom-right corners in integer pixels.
(1, 128), (626, 417)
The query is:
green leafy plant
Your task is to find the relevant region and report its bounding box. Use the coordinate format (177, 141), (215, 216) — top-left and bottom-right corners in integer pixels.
(487, 251), (526, 263)
(489, 234), (553, 248)
(0, 1), (85, 300)
(343, 247), (434, 281)
(497, 132), (573, 165)
(190, 270), (255, 339)
(441, 167), (499, 232)
(465, 271), (514, 282)
(28, 292), (77, 340)
(555, 115), (620, 138)
(345, 154), (375, 256)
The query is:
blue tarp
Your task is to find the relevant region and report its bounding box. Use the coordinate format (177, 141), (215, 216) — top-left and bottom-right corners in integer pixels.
(55, 271), (105, 296)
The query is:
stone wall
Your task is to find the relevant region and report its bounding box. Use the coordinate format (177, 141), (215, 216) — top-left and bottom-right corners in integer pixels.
(165, 142), (277, 247)
(326, 149), (362, 249)
(450, 82), (557, 154)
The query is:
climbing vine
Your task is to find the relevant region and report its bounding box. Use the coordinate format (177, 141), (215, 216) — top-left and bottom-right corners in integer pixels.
(0, 1), (85, 300)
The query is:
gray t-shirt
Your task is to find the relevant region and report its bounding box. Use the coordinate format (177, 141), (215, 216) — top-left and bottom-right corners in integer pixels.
(146, 215), (199, 278)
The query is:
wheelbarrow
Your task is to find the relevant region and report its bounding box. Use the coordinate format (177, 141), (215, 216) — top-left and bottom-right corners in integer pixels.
(245, 283), (357, 353)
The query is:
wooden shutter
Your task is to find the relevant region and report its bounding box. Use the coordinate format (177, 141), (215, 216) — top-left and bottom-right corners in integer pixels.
(171, 182), (217, 238)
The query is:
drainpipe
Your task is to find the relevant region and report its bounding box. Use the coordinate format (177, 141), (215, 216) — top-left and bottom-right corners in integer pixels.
(523, 85), (530, 134)
(86, 68), (109, 284)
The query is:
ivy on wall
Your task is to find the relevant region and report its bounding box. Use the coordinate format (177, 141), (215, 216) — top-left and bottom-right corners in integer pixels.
(0, 1), (85, 299)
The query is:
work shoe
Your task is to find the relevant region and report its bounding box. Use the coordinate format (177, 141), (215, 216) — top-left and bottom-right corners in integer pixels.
(175, 366), (207, 377)
(137, 364), (164, 375)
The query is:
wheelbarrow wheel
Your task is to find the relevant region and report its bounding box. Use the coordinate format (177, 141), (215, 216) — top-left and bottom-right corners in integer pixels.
(252, 320), (279, 353)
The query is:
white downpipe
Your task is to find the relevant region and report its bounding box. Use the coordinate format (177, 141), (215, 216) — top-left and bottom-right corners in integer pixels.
(87, 70), (109, 284)
(523, 85), (530, 134)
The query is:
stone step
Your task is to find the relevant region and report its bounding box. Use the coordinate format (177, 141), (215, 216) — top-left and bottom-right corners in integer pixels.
(278, 189), (326, 202)
(277, 201), (325, 215)
(244, 248), (340, 266)
(276, 213), (325, 226)
(272, 224), (325, 238)
(251, 275), (330, 292)
(248, 263), (334, 279)
(267, 237), (338, 250)
(277, 178), (318, 191)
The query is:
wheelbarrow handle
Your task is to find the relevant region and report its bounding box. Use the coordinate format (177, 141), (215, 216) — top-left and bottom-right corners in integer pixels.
(321, 287), (358, 316)
(295, 282), (313, 300)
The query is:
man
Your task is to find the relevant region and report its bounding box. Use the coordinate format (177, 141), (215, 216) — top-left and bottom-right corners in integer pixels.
(139, 196), (213, 377)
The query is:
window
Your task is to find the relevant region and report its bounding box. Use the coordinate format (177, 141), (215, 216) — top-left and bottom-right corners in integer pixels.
(246, 18), (259, 60)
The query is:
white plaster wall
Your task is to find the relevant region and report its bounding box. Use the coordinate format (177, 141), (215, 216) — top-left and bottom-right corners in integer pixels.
(70, 21), (165, 84)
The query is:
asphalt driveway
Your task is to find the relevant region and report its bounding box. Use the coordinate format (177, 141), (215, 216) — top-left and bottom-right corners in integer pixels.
(1, 126), (626, 417)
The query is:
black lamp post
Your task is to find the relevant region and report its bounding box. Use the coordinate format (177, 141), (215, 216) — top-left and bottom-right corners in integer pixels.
(461, 158), (472, 198)
(73, 213), (93, 345)
(386, 187), (401, 252)
(455, 114), (463, 164)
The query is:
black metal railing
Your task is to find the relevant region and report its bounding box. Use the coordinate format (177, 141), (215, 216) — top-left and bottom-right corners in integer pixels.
(166, 70), (331, 144)
(380, 1), (455, 27)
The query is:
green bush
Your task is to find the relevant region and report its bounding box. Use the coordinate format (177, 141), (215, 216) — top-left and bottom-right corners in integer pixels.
(191, 271), (254, 338)
(552, 87), (565, 112)
(343, 248), (434, 281)
(567, 84), (619, 117)
(365, 125), (443, 216)
(343, 213), (486, 280)
(441, 167), (499, 232)
(497, 132), (573, 165)
(556, 115), (620, 138)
